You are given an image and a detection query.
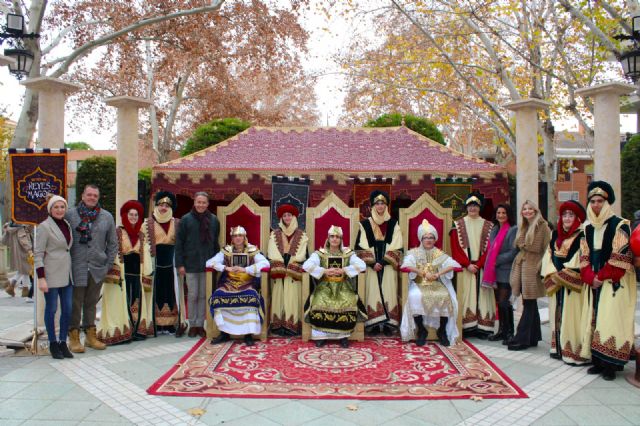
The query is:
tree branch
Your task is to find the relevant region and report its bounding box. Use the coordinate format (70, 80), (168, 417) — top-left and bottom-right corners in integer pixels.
(42, 19), (109, 56)
(390, 0), (515, 144)
(48, 0), (226, 78)
(556, 0), (620, 57)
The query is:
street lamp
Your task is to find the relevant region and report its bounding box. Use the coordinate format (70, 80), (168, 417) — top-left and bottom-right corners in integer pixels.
(0, 12), (40, 80)
(3, 48), (33, 77)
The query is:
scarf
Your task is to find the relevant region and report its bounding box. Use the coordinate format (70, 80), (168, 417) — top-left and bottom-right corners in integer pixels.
(279, 216), (298, 237)
(371, 206), (391, 225)
(191, 207), (211, 243)
(481, 223), (510, 288)
(587, 201), (614, 229)
(76, 201), (100, 244)
(153, 206), (173, 224)
(121, 215), (142, 248)
(556, 217), (581, 248)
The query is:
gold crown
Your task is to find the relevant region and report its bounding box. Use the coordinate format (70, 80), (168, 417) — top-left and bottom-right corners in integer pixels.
(328, 225), (343, 237)
(373, 194), (387, 204)
(157, 196), (173, 207)
(588, 187), (608, 200)
(230, 226), (247, 236)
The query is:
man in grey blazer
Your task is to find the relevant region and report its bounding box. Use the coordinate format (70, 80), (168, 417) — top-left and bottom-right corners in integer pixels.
(175, 192), (220, 337)
(66, 184), (118, 353)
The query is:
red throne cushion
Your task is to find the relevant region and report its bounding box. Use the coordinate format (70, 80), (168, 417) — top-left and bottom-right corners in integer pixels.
(408, 209), (445, 250)
(313, 207), (352, 250)
(224, 204), (262, 248)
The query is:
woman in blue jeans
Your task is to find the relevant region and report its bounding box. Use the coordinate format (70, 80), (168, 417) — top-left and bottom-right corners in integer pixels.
(34, 195), (74, 359)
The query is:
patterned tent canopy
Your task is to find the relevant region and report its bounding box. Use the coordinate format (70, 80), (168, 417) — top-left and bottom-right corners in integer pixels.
(152, 126), (509, 218)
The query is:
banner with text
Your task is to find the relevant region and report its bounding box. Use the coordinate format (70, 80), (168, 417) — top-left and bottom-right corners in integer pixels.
(9, 151), (68, 225)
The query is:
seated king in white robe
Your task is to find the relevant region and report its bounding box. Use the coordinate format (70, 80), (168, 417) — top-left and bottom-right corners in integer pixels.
(400, 220), (461, 347)
(206, 226), (269, 346)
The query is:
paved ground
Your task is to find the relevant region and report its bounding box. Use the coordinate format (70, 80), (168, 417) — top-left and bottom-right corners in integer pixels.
(1, 289), (639, 426)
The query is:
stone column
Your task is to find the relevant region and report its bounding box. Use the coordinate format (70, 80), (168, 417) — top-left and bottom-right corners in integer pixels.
(576, 82), (636, 215)
(504, 98), (550, 217)
(104, 96), (152, 224)
(21, 77), (82, 149)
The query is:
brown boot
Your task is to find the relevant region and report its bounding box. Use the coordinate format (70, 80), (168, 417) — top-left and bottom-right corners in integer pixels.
(5, 281), (15, 297)
(85, 326), (106, 350)
(68, 328), (85, 353)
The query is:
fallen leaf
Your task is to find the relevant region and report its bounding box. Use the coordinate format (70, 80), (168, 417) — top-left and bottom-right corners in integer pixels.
(188, 408), (206, 417)
(346, 404), (359, 411)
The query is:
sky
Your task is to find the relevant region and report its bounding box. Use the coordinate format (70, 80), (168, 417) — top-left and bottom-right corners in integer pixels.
(0, 2), (638, 149)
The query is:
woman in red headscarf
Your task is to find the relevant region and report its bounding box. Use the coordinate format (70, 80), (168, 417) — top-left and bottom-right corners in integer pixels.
(541, 200), (590, 365)
(98, 200), (152, 344)
(267, 204), (308, 335)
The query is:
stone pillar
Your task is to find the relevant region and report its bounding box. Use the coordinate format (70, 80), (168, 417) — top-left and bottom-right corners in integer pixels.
(105, 96), (152, 224)
(576, 82), (635, 215)
(21, 77), (82, 149)
(504, 98), (550, 218)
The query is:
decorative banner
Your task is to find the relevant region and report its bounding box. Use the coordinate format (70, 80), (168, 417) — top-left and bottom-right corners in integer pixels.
(271, 177), (310, 231)
(436, 184), (472, 220)
(9, 150), (68, 225)
(353, 182), (392, 221)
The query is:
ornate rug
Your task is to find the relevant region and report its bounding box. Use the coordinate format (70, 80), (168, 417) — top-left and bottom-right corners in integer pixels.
(147, 338), (527, 400)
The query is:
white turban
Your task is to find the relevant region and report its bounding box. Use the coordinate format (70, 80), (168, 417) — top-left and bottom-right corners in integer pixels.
(417, 219), (438, 242)
(327, 225), (343, 237)
(230, 226), (247, 236)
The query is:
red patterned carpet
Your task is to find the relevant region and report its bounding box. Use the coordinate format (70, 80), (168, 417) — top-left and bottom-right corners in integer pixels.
(147, 338), (527, 400)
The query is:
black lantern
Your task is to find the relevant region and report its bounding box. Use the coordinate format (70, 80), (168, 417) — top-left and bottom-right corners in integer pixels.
(616, 15), (640, 82)
(1, 12), (40, 80)
(4, 48), (33, 79)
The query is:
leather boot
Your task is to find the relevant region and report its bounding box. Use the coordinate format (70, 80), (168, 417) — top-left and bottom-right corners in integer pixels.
(488, 305), (505, 341)
(49, 341), (64, 359)
(59, 341), (74, 358)
(4, 281), (15, 297)
(414, 315), (427, 346)
(244, 334), (255, 346)
(211, 332), (230, 344)
(502, 305), (514, 346)
(68, 328), (85, 353)
(437, 317), (450, 346)
(85, 326), (106, 350)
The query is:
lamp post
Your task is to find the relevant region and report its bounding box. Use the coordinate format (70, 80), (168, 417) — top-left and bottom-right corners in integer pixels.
(616, 15), (640, 83)
(0, 12), (39, 80)
(567, 162), (579, 197)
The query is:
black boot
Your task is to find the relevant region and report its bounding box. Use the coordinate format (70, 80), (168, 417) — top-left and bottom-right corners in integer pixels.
(488, 306), (505, 342)
(602, 365), (616, 381)
(501, 305), (514, 346)
(49, 341), (64, 360)
(437, 317), (450, 346)
(211, 332), (230, 344)
(382, 324), (394, 336)
(244, 334), (255, 346)
(414, 316), (427, 346)
(58, 341), (74, 359)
